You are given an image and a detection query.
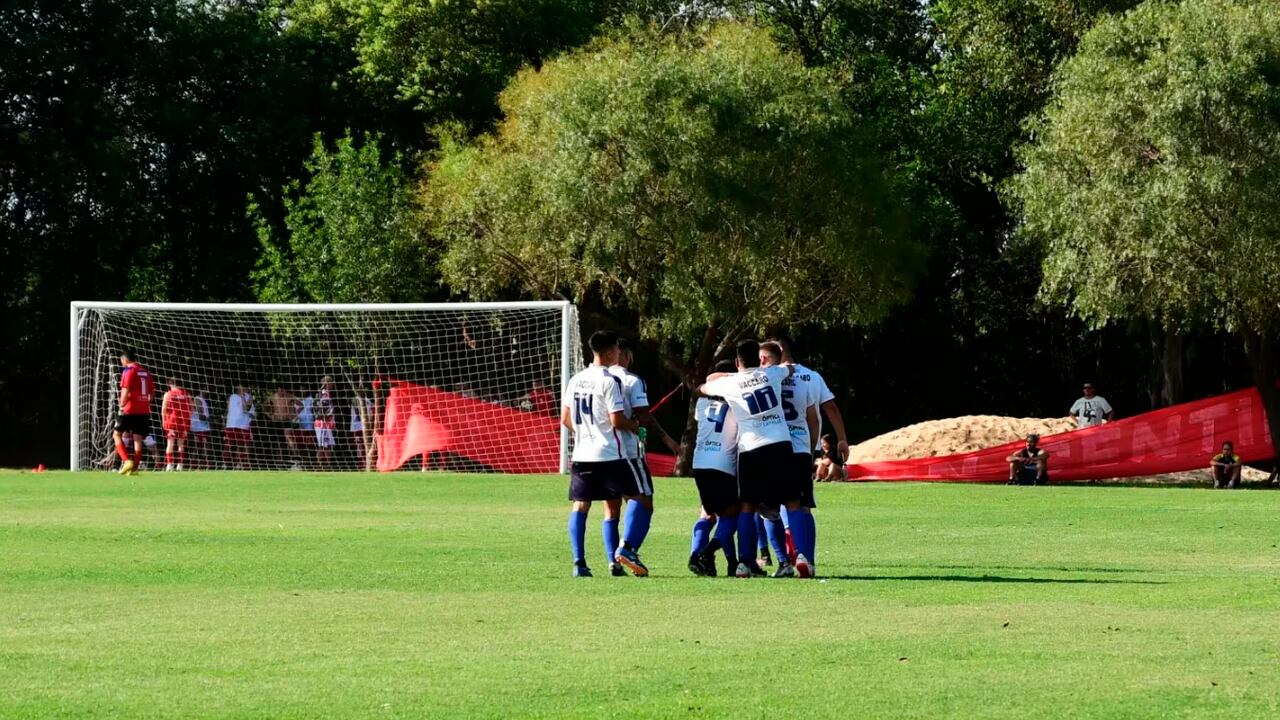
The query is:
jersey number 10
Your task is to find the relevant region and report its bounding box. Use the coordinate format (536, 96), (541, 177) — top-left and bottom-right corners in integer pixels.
(742, 386), (779, 415)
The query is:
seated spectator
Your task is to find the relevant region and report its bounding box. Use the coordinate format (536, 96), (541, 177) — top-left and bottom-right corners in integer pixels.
(1210, 441), (1243, 489)
(1069, 383), (1114, 428)
(814, 434), (845, 482)
(1007, 434), (1050, 485)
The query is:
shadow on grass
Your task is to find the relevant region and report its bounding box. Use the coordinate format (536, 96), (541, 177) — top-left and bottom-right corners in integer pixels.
(872, 562), (1152, 575)
(820, 574), (1166, 585)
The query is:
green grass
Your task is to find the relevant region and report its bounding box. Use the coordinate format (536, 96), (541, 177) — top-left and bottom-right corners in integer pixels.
(2, 471), (1279, 719)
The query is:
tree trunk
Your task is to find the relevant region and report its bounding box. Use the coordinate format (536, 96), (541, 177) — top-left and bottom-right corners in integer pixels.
(673, 325), (721, 476)
(1162, 331), (1184, 406)
(1242, 328), (1280, 480)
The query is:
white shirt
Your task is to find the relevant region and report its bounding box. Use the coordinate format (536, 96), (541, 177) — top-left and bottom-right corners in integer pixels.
(563, 364), (627, 462)
(609, 365), (649, 458)
(1070, 396), (1113, 427)
(781, 364), (825, 454)
(702, 366), (791, 452)
(190, 396), (211, 432)
(795, 363), (836, 449)
(693, 397), (739, 475)
(226, 393), (255, 430)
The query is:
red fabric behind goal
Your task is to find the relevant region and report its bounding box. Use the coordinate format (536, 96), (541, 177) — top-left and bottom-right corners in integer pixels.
(846, 387), (1274, 482)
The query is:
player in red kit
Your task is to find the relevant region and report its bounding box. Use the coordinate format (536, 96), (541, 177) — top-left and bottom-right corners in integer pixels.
(161, 378), (192, 471)
(114, 350), (153, 475)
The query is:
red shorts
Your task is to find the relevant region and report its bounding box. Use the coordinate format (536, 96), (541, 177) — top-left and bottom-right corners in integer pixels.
(224, 428), (252, 444)
(165, 426), (189, 441)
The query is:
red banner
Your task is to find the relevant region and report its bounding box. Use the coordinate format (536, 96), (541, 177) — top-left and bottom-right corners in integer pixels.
(847, 387), (1274, 482)
(376, 381), (561, 473)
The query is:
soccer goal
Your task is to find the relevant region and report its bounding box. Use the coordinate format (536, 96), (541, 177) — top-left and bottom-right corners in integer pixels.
(70, 301), (582, 473)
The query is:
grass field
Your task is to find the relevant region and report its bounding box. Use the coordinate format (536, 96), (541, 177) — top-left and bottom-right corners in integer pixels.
(2, 471), (1279, 719)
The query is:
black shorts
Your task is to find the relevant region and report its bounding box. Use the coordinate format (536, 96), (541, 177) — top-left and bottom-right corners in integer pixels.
(737, 441), (796, 507)
(792, 452), (817, 508)
(569, 459), (651, 501)
(115, 414), (151, 436)
(1016, 467), (1048, 486)
(693, 468), (738, 514)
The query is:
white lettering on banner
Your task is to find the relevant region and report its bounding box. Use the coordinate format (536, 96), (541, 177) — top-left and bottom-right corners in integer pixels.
(1188, 403), (1231, 455)
(1131, 415), (1183, 459)
(1082, 430), (1122, 465)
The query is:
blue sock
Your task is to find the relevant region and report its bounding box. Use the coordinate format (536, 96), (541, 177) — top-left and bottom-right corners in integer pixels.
(789, 508), (812, 563)
(738, 512), (759, 566)
(602, 517), (619, 566)
(622, 499), (652, 550)
(715, 515), (738, 566)
(764, 516), (789, 564)
(568, 510), (587, 564)
(780, 505), (791, 530)
(795, 509), (817, 563)
(690, 516), (714, 555)
(755, 513), (768, 554)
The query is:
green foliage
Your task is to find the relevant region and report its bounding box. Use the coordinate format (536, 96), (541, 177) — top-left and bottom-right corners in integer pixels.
(1011, 0), (1280, 333)
(344, 0), (617, 128)
(254, 132), (429, 303)
(424, 22), (920, 349)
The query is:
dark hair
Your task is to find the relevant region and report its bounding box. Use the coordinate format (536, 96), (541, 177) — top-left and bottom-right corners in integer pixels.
(588, 330), (620, 354)
(120, 349), (137, 362)
(616, 337), (632, 353)
(168, 377), (180, 387)
(760, 341), (783, 364)
(736, 339), (761, 369)
(821, 433), (834, 444)
(714, 359), (737, 374)
(767, 335), (794, 358)
(1222, 440), (1234, 447)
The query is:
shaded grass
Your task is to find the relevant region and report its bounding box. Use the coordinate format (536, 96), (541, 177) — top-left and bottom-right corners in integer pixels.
(1, 471), (1279, 718)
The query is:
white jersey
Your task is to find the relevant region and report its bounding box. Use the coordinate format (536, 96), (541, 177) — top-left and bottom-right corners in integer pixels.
(563, 364), (627, 462)
(702, 366), (791, 452)
(609, 365), (649, 459)
(693, 397), (739, 475)
(226, 393), (255, 430)
(190, 396), (211, 432)
(781, 365), (823, 454)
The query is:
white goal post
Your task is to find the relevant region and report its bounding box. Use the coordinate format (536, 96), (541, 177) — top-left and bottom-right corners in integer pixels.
(70, 301), (582, 473)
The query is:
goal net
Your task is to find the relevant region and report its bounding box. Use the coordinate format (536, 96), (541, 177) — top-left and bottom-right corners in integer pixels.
(71, 302), (581, 473)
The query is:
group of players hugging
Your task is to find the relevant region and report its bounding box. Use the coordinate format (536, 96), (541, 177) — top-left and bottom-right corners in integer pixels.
(562, 330), (848, 579)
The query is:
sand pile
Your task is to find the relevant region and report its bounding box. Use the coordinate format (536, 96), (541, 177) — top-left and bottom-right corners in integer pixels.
(847, 415), (1078, 464)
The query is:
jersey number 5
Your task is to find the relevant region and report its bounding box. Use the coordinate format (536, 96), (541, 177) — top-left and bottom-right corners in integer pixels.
(781, 388), (799, 422)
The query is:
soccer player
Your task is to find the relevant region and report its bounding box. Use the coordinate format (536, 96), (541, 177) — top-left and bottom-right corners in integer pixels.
(224, 384), (255, 469)
(770, 336), (849, 577)
(161, 378), (192, 471)
(697, 340), (796, 578)
(761, 340), (819, 577)
(113, 350), (153, 476)
(609, 339), (680, 576)
(314, 376), (337, 470)
(689, 360), (741, 577)
(561, 330), (642, 578)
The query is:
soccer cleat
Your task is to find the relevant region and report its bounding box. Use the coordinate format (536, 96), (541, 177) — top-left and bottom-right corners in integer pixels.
(697, 548), (718, 577)
(748, 563), (768, 577)
(609, 563), (626, 577)
(735, 562), (752, 578)
(615, 546), (649, 577)
(773, 562), (796, 578)
(175, 464), (183, 471)
(688, 553), (710, 577)
(118, 459), (135, 476)
(573, 564), (593, 578)
(795, 553), (813, 579)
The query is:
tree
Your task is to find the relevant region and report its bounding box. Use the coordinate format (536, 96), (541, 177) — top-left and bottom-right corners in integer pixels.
(1010, 0), (1280, 462)
(253, 132), (429, 304)
(423, 22), (921, 470)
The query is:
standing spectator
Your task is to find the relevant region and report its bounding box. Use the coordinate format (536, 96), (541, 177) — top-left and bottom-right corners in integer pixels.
(293, 391), (316, 470)
(224, 384), (256, 470)
(190, 389), (212, 469)
(314, 376), (337, 470)
(1210, 441), (1243, 489)
(1007, 434), (1050, 485)
(161, 378), (192, 471)
(267, 386), (302, 470)
(1069, 382), (1114, 428)
(349, 393), (374, 470)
